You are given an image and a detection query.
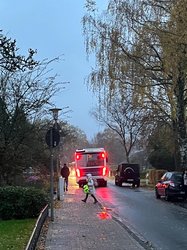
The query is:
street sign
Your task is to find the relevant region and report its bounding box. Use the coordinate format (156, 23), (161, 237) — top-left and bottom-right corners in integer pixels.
(45, 128), (60, 147)
(53, 123), (61, 132)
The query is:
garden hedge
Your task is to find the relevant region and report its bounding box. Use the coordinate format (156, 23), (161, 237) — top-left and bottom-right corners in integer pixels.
(0, 186), (49, 220)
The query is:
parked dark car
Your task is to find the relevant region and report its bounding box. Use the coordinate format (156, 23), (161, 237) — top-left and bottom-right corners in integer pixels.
(115, 163), (140, 187)
(155, 171), (186, 201)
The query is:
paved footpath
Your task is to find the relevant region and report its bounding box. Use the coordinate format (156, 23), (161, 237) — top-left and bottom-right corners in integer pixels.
(45, 177), (151, 250)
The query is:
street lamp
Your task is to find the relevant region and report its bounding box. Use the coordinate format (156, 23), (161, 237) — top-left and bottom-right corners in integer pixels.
(50, 108), (62, 123)
(49, 108), (61, 221)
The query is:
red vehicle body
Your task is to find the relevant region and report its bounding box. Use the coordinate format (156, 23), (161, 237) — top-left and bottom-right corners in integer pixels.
(75, 148), (109, 187)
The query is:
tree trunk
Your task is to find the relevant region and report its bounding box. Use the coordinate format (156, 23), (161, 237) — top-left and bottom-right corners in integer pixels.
(175, 69), (187, 171)
(172, 120), (180, 170)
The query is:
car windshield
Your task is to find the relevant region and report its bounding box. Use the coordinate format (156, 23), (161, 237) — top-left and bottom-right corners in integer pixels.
(172, 173), (182, 182)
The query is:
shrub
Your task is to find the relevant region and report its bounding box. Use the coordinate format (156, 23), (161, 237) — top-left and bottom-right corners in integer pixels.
(0, 186), (49, 220)
(146, 169), (167, 185)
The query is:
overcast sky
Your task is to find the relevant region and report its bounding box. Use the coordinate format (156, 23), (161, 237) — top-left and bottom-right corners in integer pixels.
(0, 0), (107, 140)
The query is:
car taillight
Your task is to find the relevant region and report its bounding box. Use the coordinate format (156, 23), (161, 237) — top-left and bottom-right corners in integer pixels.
(76, 169), (80, 177)
(102, 166), (107, 176)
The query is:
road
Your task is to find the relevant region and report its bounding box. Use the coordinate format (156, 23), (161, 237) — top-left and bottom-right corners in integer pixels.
(96, 180), (187, 250)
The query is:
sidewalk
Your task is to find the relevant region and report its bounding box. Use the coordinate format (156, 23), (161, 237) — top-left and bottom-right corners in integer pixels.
(45, 177), (149, 250)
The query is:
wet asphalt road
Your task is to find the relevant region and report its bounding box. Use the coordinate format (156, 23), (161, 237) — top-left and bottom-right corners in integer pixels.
(96, 181), (187, 250)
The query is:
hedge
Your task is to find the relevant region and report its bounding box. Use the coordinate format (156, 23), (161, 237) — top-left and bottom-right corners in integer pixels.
(0, 186), (49, 220)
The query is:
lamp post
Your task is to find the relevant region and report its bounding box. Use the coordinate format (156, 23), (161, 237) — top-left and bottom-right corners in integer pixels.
(49, 108), (61, 221)
(50, 108), (62, 123)
(51, 108), (62, 198)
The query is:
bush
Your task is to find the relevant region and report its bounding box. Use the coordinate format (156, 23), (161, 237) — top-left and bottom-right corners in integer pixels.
(146, 169), (167, 185)
(148, 150), (175, 171)
(0, 186), (49, 220)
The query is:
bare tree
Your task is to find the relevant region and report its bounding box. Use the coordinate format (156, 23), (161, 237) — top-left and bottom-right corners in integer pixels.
(0, 58), (64, 120)
(83, 0), (187, 170)
(0, 31), (38, 71)
(0, 32), (66, 184)
(91, 128), (126, 165)
(58, 122), (89, 164)
(92, 87), (150, 163)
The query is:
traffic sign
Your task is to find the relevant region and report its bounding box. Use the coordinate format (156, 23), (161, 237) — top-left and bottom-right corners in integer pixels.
(45, 128), (60, 147)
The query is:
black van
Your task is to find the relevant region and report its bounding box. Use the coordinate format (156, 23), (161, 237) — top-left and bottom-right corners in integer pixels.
(115, 162), (140, 187)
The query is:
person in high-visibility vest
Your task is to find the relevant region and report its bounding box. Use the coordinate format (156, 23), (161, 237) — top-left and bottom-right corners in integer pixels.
(83, 184), (89, 193)
(82, 173), (98, 204)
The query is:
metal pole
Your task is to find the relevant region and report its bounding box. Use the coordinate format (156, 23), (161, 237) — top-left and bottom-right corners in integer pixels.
(49, 108), (61, 220)
(54, 120), (59, 197)
(50, 128), (54, 221)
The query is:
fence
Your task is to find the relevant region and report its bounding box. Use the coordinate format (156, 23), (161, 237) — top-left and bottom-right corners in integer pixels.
(25, 204), (49, 250)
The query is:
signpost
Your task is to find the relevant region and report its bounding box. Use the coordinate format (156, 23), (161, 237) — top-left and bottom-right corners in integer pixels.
(46, 108), (61, 221)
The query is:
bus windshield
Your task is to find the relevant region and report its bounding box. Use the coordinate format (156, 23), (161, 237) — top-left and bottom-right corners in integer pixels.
(76, 152), (105, 167)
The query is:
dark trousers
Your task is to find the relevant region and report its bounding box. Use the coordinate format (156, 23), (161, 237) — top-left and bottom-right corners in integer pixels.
(64, 177), (68, 191)
(83, 193), (98, 203)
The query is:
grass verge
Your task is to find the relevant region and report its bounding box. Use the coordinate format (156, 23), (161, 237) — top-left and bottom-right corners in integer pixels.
(0, 218), (36, 250)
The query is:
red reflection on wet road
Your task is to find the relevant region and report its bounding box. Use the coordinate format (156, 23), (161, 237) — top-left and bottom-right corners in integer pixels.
(96, 187), (114, 203)
(97, 207), (112, 220)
